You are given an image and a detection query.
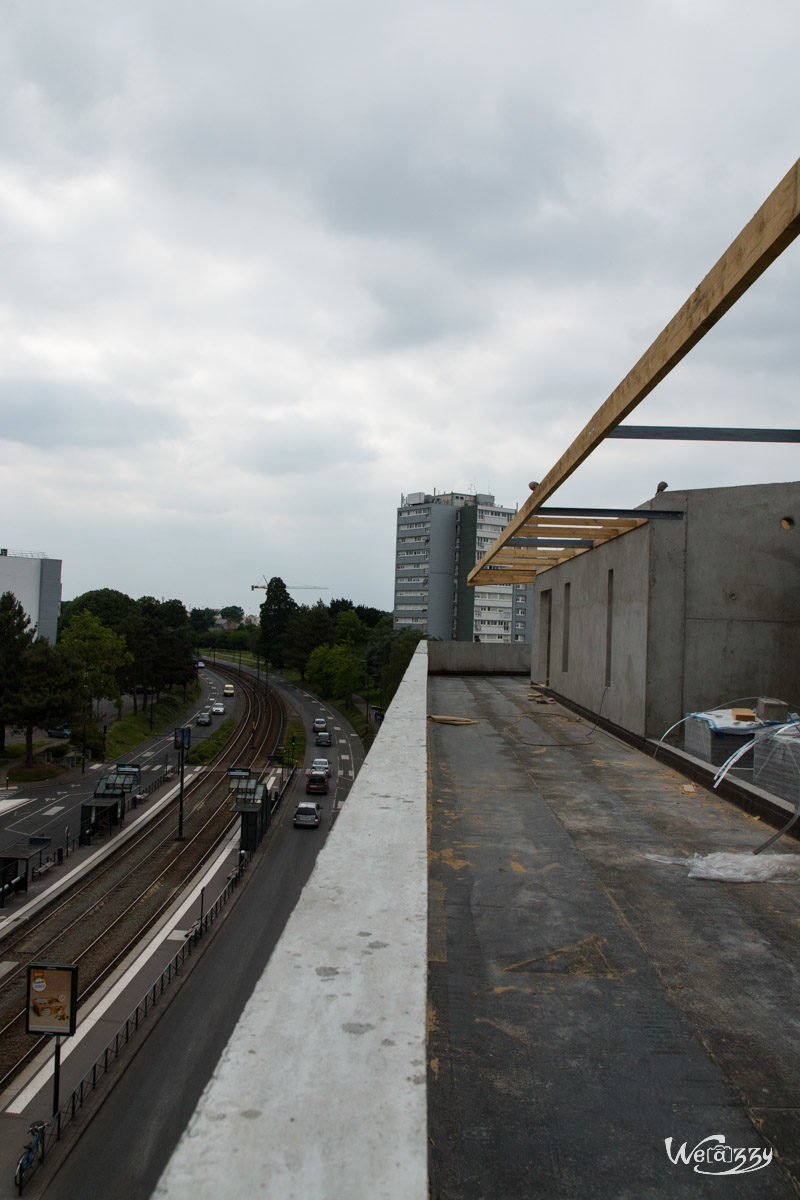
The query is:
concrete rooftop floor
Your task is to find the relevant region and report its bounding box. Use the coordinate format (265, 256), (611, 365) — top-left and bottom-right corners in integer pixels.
(427, 673), (800, 1199)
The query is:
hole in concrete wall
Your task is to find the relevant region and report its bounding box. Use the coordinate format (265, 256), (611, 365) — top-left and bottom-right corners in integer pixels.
(781, 516), (795, 530)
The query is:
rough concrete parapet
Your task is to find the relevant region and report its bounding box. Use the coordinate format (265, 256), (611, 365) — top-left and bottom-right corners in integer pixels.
(427, 640), (530, 674)
(154, 643), (430, 1200)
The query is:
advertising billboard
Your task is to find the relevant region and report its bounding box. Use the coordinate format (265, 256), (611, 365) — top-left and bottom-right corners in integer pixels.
(25, 964), (78, 1037)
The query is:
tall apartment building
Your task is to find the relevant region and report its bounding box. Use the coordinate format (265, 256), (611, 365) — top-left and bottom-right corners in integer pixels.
(393, 491), (533, 643)
(0, 549), (62, 643)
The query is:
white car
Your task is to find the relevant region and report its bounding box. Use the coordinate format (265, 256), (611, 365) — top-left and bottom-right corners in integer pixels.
(211, 701), (225, 715)
(311, 758), (330, 776)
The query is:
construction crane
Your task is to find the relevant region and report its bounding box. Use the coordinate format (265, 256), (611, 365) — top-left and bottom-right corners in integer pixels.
(250, 579), (330, 591)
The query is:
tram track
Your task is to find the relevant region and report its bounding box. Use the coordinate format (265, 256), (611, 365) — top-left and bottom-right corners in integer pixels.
(0, 664), (286, 1093)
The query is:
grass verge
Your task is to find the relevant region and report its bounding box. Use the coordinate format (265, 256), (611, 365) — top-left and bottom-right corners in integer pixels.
(187, 719), (236, 765)
(104, 687), (201, 761)
(7, 763), (70, 784)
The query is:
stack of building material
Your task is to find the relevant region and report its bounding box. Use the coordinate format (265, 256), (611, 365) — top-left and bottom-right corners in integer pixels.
(683, 708), (767, 769)
(753, 723), (800, 805)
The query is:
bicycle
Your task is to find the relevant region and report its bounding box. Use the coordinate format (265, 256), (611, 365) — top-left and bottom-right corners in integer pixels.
(15, 1120), (49, 1195)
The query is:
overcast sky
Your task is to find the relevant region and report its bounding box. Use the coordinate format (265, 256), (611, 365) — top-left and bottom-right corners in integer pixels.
(2, 0), (799, 615)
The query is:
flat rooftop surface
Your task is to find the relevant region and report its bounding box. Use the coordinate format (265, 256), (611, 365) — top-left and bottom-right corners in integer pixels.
(427, 674), (800, 1198)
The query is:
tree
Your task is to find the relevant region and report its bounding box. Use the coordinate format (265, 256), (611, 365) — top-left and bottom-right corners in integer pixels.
(189, 607), (217, 633)
(284, 602), (335, 681)
(355, 604), (391, 628)
(59, 588), (136, 636)
(0, 592), (36, 753)
(58, 610), (132, 715)
(158, 599), (190, 629)
(13, 640), (81, 766)
(219, 605), (244, 624)
(136, 596), (162, 620)
(334, 607), (366, 648)
(259, 578), (298, 668)
(306, 644), (361, 703)
(380, 631), (424, 707)
(328, 596), (355, 620)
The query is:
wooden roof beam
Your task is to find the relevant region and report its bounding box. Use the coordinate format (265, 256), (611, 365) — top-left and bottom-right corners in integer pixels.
(468, 157), (800, 586)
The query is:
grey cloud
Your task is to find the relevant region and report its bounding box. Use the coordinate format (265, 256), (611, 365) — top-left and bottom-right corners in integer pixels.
(0, 381), (180, 448)
(236, 415), (376, 477)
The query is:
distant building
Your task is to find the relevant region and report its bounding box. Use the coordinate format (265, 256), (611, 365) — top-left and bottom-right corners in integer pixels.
(393, 491), (532, 642)
(0, 549), (62, 643)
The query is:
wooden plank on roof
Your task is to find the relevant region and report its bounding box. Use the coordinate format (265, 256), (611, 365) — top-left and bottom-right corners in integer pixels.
(468, 156), (800, 587)
(471, 569), (539, 584)
(516, 522), (644, 539)
(519, 514), (647, 529)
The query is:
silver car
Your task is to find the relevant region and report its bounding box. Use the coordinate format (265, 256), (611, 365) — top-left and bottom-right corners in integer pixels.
(294, 801), (322, 827)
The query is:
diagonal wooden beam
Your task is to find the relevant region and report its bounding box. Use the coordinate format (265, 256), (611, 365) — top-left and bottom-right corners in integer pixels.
(468, 156), (800, 586)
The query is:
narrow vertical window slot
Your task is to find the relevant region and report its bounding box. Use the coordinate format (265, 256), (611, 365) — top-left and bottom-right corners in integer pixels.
(605, 570), (614, 688)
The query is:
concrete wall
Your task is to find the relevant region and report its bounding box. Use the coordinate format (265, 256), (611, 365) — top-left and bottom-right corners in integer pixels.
(530, 481), (800, 740)
(428, 641), (530, 674)
(38, 557), (62, 644)
(155, 643), (430, 1200)
(427, 504), (458, 640)
(453, 504), (477, 641)
(678, 481), (800, 712)
(532, 526), (651, 735)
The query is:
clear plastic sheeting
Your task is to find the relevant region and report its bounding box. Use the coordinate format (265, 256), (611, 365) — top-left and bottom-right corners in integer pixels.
(647, 851), (800, 882)
(712, 718), (800, 853)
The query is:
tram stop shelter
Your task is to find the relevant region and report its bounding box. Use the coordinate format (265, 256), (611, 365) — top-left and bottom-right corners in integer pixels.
(0, 838), (52, 903)
(79, 795), (125, 843)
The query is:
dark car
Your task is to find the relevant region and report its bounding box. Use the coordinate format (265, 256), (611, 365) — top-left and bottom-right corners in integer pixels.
(293, 801), (322, 828)
(196, 712), (212, 726)
(46, 727), (71, 739)
(305, 771), (329, 795)
(315, 730), (332, 746)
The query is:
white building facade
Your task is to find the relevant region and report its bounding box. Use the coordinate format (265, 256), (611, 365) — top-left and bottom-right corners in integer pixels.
(394, 492), (532, 643)
(0, 549), (62, 643)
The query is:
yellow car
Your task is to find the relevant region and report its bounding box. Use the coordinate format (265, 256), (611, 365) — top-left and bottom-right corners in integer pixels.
(223, 684), (234, 697)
